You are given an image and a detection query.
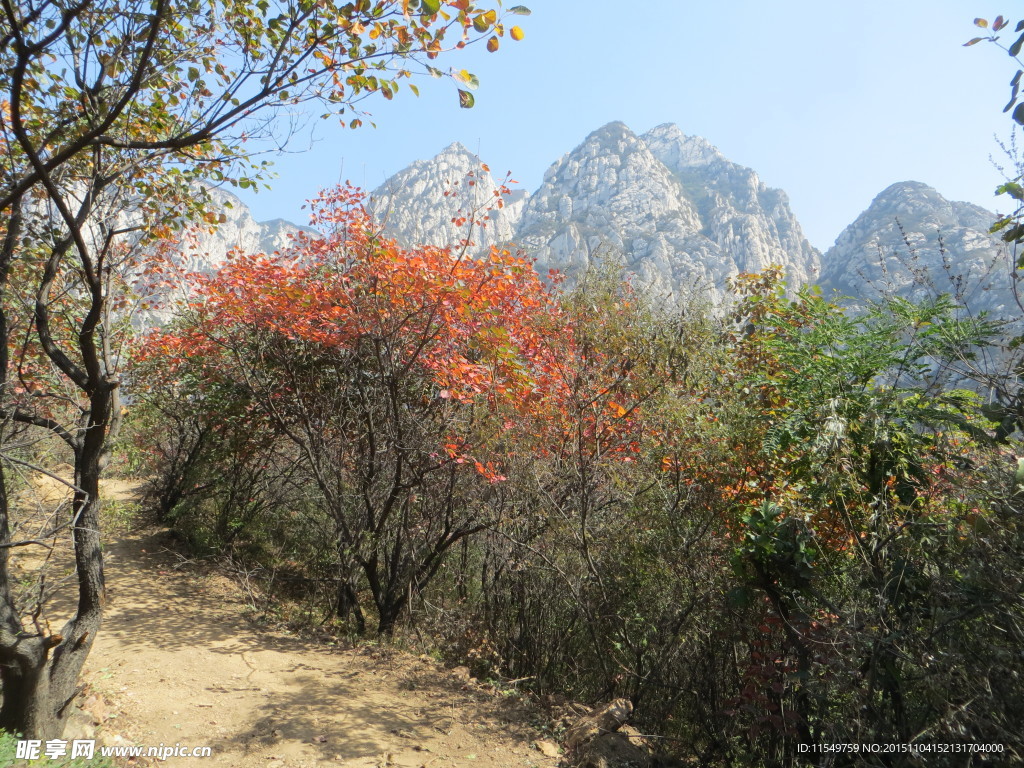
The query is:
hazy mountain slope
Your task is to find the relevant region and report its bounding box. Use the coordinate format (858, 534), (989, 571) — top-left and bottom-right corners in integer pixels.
(176, 187), (316, 273)
(368, 142), (527, 251)
(641, 123), (820, 287)
(819, 181), (1015, 319)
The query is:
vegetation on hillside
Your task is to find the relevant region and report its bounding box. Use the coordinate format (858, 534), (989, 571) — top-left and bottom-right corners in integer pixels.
(126, 189), (1024, 766)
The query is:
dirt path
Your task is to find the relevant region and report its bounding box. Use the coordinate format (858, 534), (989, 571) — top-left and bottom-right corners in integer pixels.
(83, 528), (561, 768)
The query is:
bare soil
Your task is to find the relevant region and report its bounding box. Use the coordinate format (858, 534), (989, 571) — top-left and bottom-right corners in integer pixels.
(12, 478), (563, 768)
(84, 527), (562, 768)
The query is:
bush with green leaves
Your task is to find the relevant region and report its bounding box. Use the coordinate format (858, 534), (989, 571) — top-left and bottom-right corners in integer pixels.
(713, 270), (1024, 763)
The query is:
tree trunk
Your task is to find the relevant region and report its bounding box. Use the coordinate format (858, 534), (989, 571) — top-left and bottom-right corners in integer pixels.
(334, 578), (365, 634)
(0, 646), (51, 737)
(375, 593), (405, 637)
(0, 390), (109, 739)
(0, 614), (99, 739)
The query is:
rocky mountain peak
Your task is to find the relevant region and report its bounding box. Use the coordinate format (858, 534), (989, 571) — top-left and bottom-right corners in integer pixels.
(820, 181), (1013, 318)
(641, 123), (725, 169)
(178, 186), (314, 273)
(512, 122), (820, 300)
(865, 181), (959, 220)
(522, 121), (699, 233)
(346, 121), (823, 302)
(441, 140), (472, 154)
(583, 120), (633, 143)
(368, 142), (526, 250)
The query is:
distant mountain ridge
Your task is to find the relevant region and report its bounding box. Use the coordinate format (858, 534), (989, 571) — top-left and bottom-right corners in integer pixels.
(177, 186), (318, 274)
(369, 121), (820, 302)
(178, 122), (1014, 321)
(367, 142), (527, 253)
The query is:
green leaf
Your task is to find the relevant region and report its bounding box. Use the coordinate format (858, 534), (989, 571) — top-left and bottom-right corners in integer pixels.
(187, 66), (200, 81)
(1002, 223), (1024, 243)
(996, 182), (1024, 201)
(991, 216), (1012, 233)
(458, 89), (475, 108)
(421, 0), (440, 14)
(508, 5), (531, 14)
(726, 586), (755, 609)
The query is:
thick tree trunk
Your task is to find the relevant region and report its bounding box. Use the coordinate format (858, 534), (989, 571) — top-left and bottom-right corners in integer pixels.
(376, 598), (405, 637)
(0, 614), (99, 739)
(0, 390), (109, 739)
(0, 646), (51, 737)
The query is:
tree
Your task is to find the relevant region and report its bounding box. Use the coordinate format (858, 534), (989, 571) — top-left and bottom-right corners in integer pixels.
(137, 185), (566, 635)
(959, 14), (1024, 444)
(965, 15), (1024, 251)
(717, 270), (1021, 759)
(0, 0), (528, 738)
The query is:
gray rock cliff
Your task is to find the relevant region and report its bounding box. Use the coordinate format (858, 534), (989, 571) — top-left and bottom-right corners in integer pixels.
(641, 123), (820, 288)
(366, 122), (821, 303)
(819, 181), (1015, 320)
(175, 186), (315, 273)
(368, 142), (526, 252)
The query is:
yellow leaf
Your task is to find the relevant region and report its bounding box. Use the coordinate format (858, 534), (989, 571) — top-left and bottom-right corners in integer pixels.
(510, 25), (525, 41)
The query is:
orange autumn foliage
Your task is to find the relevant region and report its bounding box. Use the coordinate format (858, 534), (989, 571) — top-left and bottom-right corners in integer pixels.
(138, 185), (571, 479)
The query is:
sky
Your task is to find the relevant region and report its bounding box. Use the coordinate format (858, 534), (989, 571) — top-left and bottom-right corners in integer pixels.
(231, 1), (1020, 252)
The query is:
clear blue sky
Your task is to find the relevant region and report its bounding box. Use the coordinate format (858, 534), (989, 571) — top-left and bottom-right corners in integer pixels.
(232, 1), (1018, 251)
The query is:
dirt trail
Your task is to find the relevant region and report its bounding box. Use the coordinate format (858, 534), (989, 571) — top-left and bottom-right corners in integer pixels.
(82, 528), (560, 768)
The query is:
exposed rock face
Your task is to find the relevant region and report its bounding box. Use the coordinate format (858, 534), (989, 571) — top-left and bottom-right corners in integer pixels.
(514, 122), (710, 298)
(163, 132), (1012, 325)
(641, 123), (820, 288)
(135, 186), (316, 327)
(819, 181), (1015, 320)
(368, 122), (821, 303)
(368, 142), (527, 252)
(176, 186), (316, 274)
